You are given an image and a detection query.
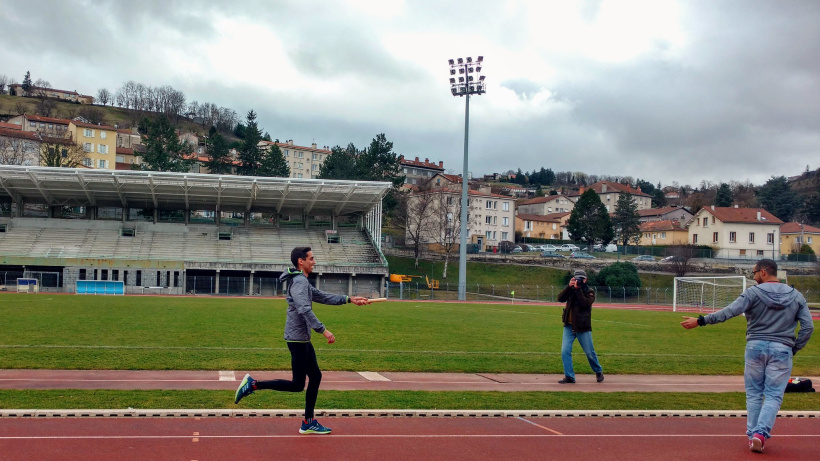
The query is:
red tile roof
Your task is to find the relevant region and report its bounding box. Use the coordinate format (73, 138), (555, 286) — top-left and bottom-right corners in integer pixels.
(0, 127), (40, 141)
(70, 120), (117, 130)
(520, 195), (565, 205)
(638, 206), (690, 217)
(517, 213), (563, 223)
(543, 212), (571, 220)
(0, 122), (21, 130)
(639, 220), (686, 232)
(418, 187), (512, 199)
(699, 207), (783, 224)
(400, 156), (444, 170)
(22, 114), (72, 124)
(570, 181), (651, 197)
(780, 222), (820, 234)
(116, 147), (134, 155)
(258, 140), (331, 154)
(436, 173), (463, 183)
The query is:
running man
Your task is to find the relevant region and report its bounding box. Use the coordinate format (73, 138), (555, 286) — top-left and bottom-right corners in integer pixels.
(234, 246), (370, 435)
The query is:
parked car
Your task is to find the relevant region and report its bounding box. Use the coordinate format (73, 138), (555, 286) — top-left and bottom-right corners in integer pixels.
(632, 255), (656, 262)
(659, 255), (685, 263)
(498, 241), (516, 253)
(558, 244), (580, 252)
(541, 250), (566, 259)
(512, 246), (523, 254)
(605, 244), (618, 252)
(569, 251), (596, 259)
(542, 244), (559, 252)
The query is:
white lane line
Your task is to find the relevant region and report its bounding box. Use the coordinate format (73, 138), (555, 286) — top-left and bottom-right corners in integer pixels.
(358, 372), (391, 382)
(0, 434), (818, 440)
(218, 371), (235, 381)
(517, 417), (563, 435)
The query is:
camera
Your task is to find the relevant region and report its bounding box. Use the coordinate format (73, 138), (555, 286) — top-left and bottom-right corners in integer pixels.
(574, 277), (586, 284)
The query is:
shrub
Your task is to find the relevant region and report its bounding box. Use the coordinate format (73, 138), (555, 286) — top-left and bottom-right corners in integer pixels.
(594, 262), (641, 288)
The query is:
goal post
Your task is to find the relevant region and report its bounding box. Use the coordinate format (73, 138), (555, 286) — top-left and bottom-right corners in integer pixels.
(673, 276), (750, 312)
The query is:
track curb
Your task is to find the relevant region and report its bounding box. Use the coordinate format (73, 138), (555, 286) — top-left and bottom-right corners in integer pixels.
(2, 409), (819, 418)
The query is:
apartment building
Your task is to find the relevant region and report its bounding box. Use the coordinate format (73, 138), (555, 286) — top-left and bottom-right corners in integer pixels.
(68, 120), (117, 169)
(257, 140), (330, 179)
(689, 206), (783, 259)
(569, 181), (653, 212)
(518, 195), (575, 215)
(515, 212), (569, 240)
(7, 114), (71, 137)
(400, 156), (444, 186)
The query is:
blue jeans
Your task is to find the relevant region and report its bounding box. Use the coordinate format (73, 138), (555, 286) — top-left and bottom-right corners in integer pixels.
(561, 325), (603, 379)
(744, 340), (793, 439)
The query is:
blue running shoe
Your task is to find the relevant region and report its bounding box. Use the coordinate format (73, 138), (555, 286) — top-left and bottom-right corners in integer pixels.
(299, 419), (332, 435)
(234, 373), (255, 404)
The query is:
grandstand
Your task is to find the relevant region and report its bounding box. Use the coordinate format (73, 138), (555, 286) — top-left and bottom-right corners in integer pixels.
(0, 166), (391, 296)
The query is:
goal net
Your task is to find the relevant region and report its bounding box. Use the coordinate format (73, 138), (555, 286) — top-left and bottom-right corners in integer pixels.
(673, 276), (751, 312)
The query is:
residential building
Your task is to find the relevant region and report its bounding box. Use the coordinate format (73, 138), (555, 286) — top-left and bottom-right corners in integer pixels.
(515, 212), (569, 240)
(8, 84), (93, 104)
(518, 195), (575, 215)
(637, 220), (689, 246)
(688, 206), (783, 259)
(0, 128), (74, 166)
(257, 140), (331, 179)
(68, 120), (117, 169)
(637, 205), (693, 223)
(7, 114), (71, 137)
(0, 122), (21, 130)
(663, 187), (682, 206)
(780, 222), (820, 255)
(569, 181), (653, 213)
(400, 156), (444, 186)
(116, 128), (144, 169)
(430, 172), (464, 189)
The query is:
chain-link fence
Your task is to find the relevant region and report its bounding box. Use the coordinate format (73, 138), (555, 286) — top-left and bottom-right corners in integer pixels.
(0, 271), (24, 290)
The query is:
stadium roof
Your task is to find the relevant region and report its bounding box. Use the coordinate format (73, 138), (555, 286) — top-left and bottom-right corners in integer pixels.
(0, 166), (392, 215)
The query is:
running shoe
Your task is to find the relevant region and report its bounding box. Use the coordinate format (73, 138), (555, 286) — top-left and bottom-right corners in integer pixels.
(596, 372), (605, 383)
(300, 419), (332, 435)
(749, 433), (765, 453)
(558, 376), (576, 384)
(234, 373), (255, 404)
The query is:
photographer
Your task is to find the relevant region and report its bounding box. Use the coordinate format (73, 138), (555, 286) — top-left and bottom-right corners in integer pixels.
(557, 269), (604, 384)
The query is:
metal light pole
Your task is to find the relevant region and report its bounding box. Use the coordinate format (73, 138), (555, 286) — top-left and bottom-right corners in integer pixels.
(448, 56), (486, 301)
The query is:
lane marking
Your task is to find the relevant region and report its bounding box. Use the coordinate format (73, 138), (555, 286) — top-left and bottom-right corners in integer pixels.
(192, 431), (199, 442)
(517, 417), (563, 435)
(218, 371), (235, 381)
(0, 434), (819, 440)
(358, 372), (391, 382)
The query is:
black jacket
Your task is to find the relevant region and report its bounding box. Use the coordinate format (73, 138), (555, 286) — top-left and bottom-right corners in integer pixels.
(558, 284), (596, 333)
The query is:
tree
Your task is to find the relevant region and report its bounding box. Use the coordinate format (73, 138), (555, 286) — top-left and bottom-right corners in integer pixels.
(714, 183), (733, 207)
(397, 186), (438, 269)
(356, 133), (404, 186)
(757, 176), (800, 222)
(0, 74), (8, 94)
(595, 262), (641, 288)
(33, 78), (51, 89)
(21, 71), (32, 96)
(802, 192), (820, 225)
(258, 143), (290, 177)
(39, 135), (88, 168)
(0, 134), (30, 165)
(651, 189), (667, 208)
(34, 98), (57, 117)
(96, 88), (111, 106)
(136, 115), (194, 172)
(319, 144), (359, 180)
(428, 189), (471, 278)
(203, 133), (233, 175)
(235, 110), (263, 176)
(566, 189), (614, 245)
(665, 244), (698, 277)
(78, 106), (105, 124)
(611, 193), (642, 247)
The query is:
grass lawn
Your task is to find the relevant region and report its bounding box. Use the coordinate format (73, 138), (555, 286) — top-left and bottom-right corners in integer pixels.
(1, 390), (818, 411)
(1, 293), (816, 375)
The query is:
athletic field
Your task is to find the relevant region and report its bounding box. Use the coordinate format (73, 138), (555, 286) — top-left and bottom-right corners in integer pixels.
(2, 293), (817, 376)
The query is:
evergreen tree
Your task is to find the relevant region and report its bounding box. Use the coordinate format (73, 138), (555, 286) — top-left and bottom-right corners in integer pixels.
(204, 133), (233, 175)
(757, 176), (800, 222)
(595, 262), (641, 288)
(21, 71), (32, 96)
(714, 183), (733, 207)
(611, 193), (642, 246)
(357, 133), (404, 186)
(259, 143), (290, 177)
(137, 115), (195, 172)
(319, 143), (359, 180)
(651, 189), (667, 208)
(566, 189), (614, 244)
(802, 192), (820, 225)
(236, 110), (263, 176)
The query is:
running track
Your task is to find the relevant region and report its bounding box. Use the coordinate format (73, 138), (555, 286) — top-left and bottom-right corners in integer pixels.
(2, 416), (819, 460)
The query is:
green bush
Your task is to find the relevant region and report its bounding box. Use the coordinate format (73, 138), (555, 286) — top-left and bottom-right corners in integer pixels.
(799, 244), (815, 255)
(594, 262), (641, 288)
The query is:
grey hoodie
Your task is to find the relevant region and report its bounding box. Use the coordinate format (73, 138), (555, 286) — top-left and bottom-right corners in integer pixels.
(278, 268), (349, 342)
(704, 282), (814, 352)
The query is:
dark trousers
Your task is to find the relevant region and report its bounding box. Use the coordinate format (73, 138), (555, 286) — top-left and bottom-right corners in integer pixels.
(254, 341), (322, 419)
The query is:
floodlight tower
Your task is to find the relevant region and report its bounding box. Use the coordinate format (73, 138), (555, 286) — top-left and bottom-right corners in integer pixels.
(448, 56), (486, 301)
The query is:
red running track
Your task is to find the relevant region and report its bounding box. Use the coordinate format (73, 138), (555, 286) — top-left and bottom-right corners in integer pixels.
(1, 416), (818, 460)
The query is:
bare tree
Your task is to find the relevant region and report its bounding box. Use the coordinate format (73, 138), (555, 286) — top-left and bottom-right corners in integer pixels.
(397, 186), (437, 269)
(39, 134), (88, 168)
(96, 88), (111, 106)
(665, 244), (699, 277)
(0, 134), (33, 165)
(78, 106), (105, 124)
(33, 78), (51, 88)
(14, 101), (27, 115)
(0, 74), (7, 94)
(428, 189), (466, 279)
(34, 97), (57, 117)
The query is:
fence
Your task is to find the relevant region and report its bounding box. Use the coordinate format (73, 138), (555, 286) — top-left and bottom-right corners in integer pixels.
(183, 276), (376, 297)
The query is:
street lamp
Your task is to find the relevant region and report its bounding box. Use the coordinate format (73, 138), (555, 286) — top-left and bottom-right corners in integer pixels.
(448, 55), (486, 301)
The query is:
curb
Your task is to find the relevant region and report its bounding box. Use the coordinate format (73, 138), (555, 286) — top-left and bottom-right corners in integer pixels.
(2, 409), (819, 418)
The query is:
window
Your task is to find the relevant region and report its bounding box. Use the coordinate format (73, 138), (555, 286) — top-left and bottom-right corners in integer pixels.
(82, 158), (92, 167)
(729, 232), (736, 243)
(98, 159), (107, 169)
(136, 270), (142, 286)
(446, 212), (453, 223)
(767, 233), (774, 244)
(83, 143), (92, 152)
(502, 217), (509, 226)
(703, 218), (708, 227)
(84, 129), (94, 137)
(757, 250), (764, 256)
(503, 202), (509, 211)
(502, 232), (508, 240)
(661, 232), (667, 239)
(485, 231), (492, 239)
(312, 164), (318, 171)
(693, 234), (698, 244)
(29, 121), (35, 127)
(493, 216), (497, 224)
(284, 150), (289, 157)
(403, 168), (408, 173)
(97, 144), (108, 154)
(740, 249), (746, 256)
(100, 131), (107, 139)
(552, 223), (557, 230)
(696, 218), (700, 226)
(493, 231), (497, 240)
(485, 216), (492, 224)
(48, 124), (53, 129)
(713, 232), (719, 243)
(749, 232), (755, 243)
(312, 153), (318, 160)
(809, 237), (814, 244)
(297, 173), (303, 178)
(525, 221), (532, 231)
(486, 200), (492, 209)
(712, 217), (716, 224)
(494, 201), (498, 209)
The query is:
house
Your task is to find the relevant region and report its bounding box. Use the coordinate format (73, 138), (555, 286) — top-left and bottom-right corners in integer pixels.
(115, 128), (144, 169)
(780, 222), (820, 255)
(637, 205), (693, 223)
(663, 187), (682, 205)
(7, 114), (71, 137)
(406, 188), (515, 252)
(429, 172), (465, 189)
(518, 195), (575, 215)
(257, 140), (331, 179)
(68, 120), (118, 169)
(569, 181), (653, 212)
(515, 212), (569, 240)
(0, 127), (74, 167)
(688, 206), (783, 259)
(400, 156), (444, 186)
(637, 220), (689, 246)
(0, 122), (21, 130)
(8, 84), (93, 104)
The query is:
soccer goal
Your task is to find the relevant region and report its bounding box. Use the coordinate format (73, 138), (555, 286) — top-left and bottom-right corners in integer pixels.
(673, 276), (750, 312)
(16, 278), (39, 293)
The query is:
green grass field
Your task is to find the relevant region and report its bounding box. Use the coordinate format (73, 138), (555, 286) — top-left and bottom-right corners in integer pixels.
(1, 293), (816, 376)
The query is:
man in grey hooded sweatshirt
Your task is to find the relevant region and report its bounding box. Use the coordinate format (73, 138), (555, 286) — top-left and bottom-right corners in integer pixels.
(234, 246), (370, 435)
(681, 259), (813, 453)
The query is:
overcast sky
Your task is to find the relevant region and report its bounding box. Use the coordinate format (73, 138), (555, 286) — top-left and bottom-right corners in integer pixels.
(2, 0), (819, 187)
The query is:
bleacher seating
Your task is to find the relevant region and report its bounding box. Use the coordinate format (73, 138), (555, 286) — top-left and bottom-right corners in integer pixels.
(0, 222), (384, 267)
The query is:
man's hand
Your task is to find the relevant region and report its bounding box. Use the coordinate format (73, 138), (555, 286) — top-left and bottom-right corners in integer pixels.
(323, 329), (335, 344)
(680, 316), (700, 330)
(349, 296), (370, 306)
(568, 278), (578, 289)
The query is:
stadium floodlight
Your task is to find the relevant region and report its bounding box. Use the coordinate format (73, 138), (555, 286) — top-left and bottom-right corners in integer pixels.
(449, 78), (456, 84)
(450, 69), (456, 75)
(447, 55), (486, 301)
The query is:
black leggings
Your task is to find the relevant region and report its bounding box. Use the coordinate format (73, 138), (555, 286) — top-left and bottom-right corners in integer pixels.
(254, 341), (322, 419)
